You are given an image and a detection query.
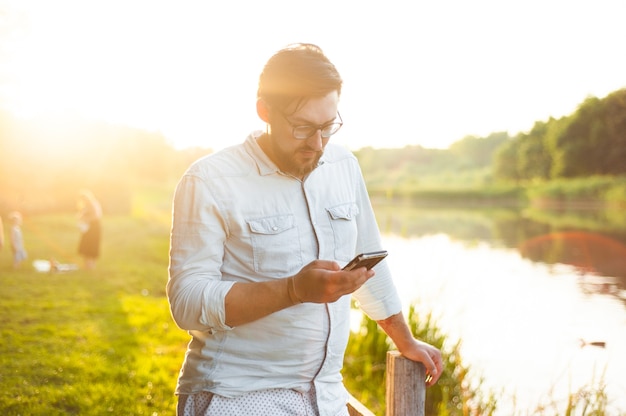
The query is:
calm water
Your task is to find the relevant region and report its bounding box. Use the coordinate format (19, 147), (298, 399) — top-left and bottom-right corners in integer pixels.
(372, 203), (626, 415)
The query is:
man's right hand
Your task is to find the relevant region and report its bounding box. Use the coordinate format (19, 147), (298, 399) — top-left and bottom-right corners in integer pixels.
(290, 259), (375, 304)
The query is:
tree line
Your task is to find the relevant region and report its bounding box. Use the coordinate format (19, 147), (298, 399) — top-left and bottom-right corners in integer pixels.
(356, 88), (626, 193)
(1, 88), (624, 215)
(494, 88), (626, 182)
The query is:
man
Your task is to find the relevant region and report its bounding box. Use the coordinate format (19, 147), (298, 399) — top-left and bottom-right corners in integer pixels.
(167, 43), (442, 416)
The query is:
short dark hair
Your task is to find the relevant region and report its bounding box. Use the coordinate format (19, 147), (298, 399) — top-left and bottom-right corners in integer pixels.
(257, 43), (343, 113)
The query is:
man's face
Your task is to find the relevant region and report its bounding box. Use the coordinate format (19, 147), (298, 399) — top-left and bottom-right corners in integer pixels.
(264, 91), (340, 178)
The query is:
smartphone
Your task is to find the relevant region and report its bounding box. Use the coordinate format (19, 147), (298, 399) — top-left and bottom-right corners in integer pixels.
(343, 250), (388, 271)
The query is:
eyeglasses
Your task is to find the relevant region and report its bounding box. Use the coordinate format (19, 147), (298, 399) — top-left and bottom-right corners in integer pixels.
(279, 111), (343, 140)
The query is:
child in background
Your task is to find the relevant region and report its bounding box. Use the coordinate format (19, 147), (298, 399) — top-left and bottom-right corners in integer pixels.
(8, 211), (27, 269)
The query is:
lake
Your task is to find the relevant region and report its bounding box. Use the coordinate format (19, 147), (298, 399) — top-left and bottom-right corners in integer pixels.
(372, 201), (626, 415)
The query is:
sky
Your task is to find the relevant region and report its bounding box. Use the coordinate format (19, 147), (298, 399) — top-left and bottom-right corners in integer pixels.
(1, 0), (625, 151)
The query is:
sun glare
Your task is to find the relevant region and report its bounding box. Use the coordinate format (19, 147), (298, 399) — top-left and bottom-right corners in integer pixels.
(1, 0), (272, 150)
(1, 1), (625, 151)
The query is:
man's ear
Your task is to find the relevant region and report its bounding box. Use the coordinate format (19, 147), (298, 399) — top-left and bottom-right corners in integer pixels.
(256, 99), (270, 123)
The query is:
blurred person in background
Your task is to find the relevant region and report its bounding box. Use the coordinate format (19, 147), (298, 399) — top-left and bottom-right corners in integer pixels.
(77, 190), (102, 270)
(8, 211), (27, 269)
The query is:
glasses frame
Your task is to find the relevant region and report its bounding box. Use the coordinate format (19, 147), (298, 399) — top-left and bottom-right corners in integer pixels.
(278, 111), (343, 140)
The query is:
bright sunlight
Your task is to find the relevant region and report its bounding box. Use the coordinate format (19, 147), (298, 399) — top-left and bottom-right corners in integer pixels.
(1, 0), (625, 151)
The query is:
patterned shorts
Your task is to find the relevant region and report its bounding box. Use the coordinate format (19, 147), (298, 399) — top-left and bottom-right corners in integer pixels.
(177, 385), (349, 416)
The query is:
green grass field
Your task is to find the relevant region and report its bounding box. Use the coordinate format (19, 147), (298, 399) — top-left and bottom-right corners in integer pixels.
(0, 211), (188, 416)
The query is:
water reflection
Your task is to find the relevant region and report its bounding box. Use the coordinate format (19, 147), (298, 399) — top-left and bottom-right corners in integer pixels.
(519, 231), (626, 275)
(373, 199), (626, 298)
(372, 200), (626, 415)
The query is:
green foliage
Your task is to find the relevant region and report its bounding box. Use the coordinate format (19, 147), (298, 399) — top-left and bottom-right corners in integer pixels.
(526, 175), (626, 207)
(355, 132), (510, 193)
(604, 182), (626, 206)
(343, 310), (390, 414)
(370, 186), (526, 208)
(553, 90), (626, 178)
(448, 132), (510, 169)
(343, 306), (498, 416)
(492, 137), (521, 183)
(405, 307), (498, 416)
(517, 121), (552, 181)
(552, 96), (605, 178)
(493, 88), (626, 183)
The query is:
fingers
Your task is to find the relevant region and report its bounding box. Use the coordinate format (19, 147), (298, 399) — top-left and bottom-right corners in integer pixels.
(341, 267), (376, 290)
(424, 350), (443, 386)
(401, 340), (443, 387)
(294, 262), (375, 303)
(302, 259), (341, 272)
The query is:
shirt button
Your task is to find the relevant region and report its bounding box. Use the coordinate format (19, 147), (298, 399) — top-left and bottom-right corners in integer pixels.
(272, 226), (278, 231)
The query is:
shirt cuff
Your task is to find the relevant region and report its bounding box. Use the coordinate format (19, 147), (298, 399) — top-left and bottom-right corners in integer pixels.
(200, 280), (236, 331)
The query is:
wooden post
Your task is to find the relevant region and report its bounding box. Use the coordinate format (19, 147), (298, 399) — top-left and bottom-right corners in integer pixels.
(385, 351), (426, 416)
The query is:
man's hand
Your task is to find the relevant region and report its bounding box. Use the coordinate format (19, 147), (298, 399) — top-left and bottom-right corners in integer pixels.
(290, 260), (375, 304)
(398, 338), (443, 387)
(377, 313), (443, 387)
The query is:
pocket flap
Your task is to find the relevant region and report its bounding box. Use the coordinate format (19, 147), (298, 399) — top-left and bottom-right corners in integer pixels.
(327, 203), (359, 220)
(247, 215), (295, 235)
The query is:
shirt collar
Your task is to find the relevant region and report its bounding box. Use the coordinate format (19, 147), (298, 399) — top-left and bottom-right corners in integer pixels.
(244, 131), (279, 176)
(243, 131), (327, 177)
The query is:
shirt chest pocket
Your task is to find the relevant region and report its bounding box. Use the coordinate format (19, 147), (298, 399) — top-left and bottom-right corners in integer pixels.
(247, 214), (302, 276)
(326, 203), (359, 261)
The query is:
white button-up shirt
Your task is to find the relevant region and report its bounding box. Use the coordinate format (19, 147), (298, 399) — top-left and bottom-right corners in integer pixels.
(167, 132), (402, 416)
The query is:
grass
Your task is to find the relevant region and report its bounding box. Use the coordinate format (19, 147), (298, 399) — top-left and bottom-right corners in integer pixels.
(0, 213), (188, 416)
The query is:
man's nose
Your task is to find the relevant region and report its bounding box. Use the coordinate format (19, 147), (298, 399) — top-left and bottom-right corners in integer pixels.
(306, 130), (324, 150)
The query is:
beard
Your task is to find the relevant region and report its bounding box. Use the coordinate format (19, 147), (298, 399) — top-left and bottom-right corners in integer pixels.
(288, 151), (323, 178)
(272, 142), (323, 178)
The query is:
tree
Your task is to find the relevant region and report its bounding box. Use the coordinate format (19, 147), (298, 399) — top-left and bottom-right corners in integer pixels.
(493, 88), (626, 182)
(551, 89), (626, 178)
(448, 132), (510, 169)
(493, 136), (521, 183)
(517, 121), (552, 181)
(600, 88), (626, 174)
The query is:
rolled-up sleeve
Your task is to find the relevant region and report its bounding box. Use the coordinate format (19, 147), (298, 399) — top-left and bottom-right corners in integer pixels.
(167, 172), (235, 332)
(351, 169), (402, 321)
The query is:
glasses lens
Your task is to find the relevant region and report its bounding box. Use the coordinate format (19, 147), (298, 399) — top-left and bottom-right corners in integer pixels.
(320, 123), (342, 138)
(290, 116), (343, 140)
(293, 126), (317, 139)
